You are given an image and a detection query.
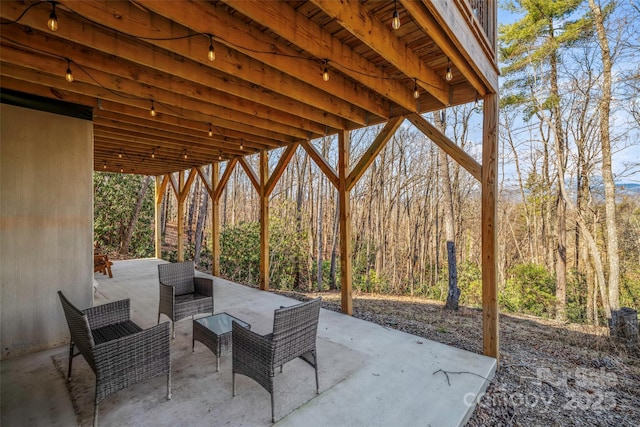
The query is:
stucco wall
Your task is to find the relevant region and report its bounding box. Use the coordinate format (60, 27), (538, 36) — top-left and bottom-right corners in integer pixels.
(1, 103), (93, 360)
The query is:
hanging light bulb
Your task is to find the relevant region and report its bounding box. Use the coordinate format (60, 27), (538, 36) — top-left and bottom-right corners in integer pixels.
(151, 148), (156, 159)
(65, 59), (73, 83)
(118, 149), (123, 159)
(392, 0), (401, 30)
(322, 60), (329, 82)
(218, 152), (222, 161)
(474, 93), (479, 109)
(103, 161), (107, 170)
(150, 100), (156, 117)
(208, 123), (213, 137)
(208, 35), (215, 62)
(120, 166), (124, 173)
(413, 78), (420, 99)
(47, 2), (58, 32)
(183, 149), (188, 160)
(240, 140), (244, 150)
(445, 58), (453, 82)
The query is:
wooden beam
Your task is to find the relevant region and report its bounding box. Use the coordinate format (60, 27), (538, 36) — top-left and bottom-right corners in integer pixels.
(223, 0), (409, 116)
(27, 1), (356, 130)
(0, 23), (332, 135)
(259, 150), (270, 291)
(139, 0), (387, 125)
(0, 44), (312, 140)
(213, 159), (239, 201)
(338, 131), (353, 315)
(310, 0), (449, 106)
(155, 174), (170, 205)
(421, 0), (499, 93)
(168, 173), (179, 198)
(0, 62), (297, 144)
(482, 93), (499, 362)
(93, 104), (282, 148)
(178, 168), (198, 204)
(406, 113), (482, 182)
(238, 157), (260, 194)
(301, 140), (339, 189)
(94, 111), (274, 151)
(265, 142), (299, 197)
(211, 163), (221, 276)
(399, 0), (488, 96)
(346, 117), (404, 191)
(196, 166), (213, 198)
(94, 121), (246, 156)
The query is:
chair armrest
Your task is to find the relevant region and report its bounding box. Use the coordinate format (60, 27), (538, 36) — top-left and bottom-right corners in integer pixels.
(232, 322), (274, 363)
(194, 277), (213, 297)
(83, 299), (130, 330)
(159, 282), (175, 298)
(94, 322), (171, 375)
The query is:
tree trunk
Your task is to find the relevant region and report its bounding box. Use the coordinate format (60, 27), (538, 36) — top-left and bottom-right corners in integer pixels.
(434, 111), (459, 310)
(329, 197), (339, 290)
(119, 176), (152, 255)
(589, 0), (620, 314)
(550, 41), (568, 322)
(316, 142), (326, 291)
(193, 169), (210, 268)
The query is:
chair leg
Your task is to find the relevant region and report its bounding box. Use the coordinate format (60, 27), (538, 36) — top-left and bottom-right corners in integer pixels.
(271, 393), (275, 423)
(313, 350), (319, 394)
(232, 372), (236, 396)
(172, 321), (176, 339)
(67, 342), (74, 381)
(157, 312), (161, 325)
(167, 372), (172, 400)
(93, 401), (99, 427)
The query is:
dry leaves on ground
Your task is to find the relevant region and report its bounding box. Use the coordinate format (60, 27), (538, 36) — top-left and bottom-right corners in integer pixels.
(274, 289), (640, 427)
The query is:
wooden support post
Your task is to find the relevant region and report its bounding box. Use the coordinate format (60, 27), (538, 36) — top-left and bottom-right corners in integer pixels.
(338, 131), (353, 315)
(259, 151), (269, 291)
(211, 163), (220, 276)
(482, 93), (499, 362)
(154, 175), (163, 259)
(177, 170), (185, 262)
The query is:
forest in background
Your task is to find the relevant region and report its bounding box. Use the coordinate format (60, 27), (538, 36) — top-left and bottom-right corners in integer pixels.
(94, 0), (640, 327)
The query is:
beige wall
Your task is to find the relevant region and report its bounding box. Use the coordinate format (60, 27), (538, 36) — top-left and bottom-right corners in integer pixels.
(1, 104), (93, 359)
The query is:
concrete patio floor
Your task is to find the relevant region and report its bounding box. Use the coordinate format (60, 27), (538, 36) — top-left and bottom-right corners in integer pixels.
(1, 258), (496, 426)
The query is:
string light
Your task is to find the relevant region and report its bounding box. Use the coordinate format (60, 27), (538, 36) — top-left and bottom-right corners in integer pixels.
(182, 149), (188, 159)
(239, 140), (244, 150)
(445, 58), (453, 82)
(103, 161), (107, 169)
(413, 78), (420, 99)
(65, 59), (73, 83)
(3, 2), (453, 98)
(119, 166), (124, 173)
(118, 149), (123, 159)
(151, 148), (156, 159)
(392, 0), (401, 30)
(474, 93), (479, 108)
(208, 123), (213, 137)
(218, 152), (222, 161)
(150, 100), (156, 117)
(47, 2), (58, 32)
(208, 35), (215, 62)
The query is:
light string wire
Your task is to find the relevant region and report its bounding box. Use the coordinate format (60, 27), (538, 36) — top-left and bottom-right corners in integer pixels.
(0, 1), (449, 90)
(0, 0), (460, 166)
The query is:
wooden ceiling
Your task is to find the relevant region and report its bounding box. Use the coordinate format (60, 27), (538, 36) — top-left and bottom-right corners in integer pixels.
(0, 0), (498, 176)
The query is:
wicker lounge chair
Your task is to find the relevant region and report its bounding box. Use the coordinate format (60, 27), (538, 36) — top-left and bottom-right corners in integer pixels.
(232, 297), (321, 422)
(158, 261), (214, 338)
(58, 291), (171, 427)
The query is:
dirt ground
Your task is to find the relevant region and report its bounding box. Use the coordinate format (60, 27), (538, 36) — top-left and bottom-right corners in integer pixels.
(274, 289), (640, 427)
